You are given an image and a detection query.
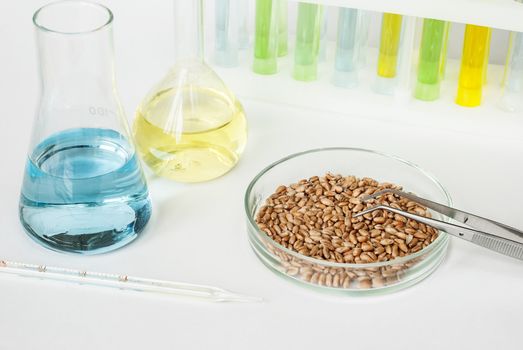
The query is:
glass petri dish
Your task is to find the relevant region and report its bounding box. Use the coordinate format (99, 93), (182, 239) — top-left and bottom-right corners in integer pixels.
(244, 147), (452, 295)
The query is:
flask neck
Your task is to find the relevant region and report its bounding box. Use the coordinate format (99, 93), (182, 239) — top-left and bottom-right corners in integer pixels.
(33, 2), (117, 94)
(174, 0), (204, 63)
(36, 27), (116, 93)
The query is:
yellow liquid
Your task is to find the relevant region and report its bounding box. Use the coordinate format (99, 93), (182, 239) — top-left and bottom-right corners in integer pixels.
(377, 13), (403, 78)
(456, 25), (491, 107)
(133, 87), (247, 182)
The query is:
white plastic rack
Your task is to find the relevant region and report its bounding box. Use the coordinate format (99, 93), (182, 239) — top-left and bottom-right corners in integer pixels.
(209, 0), (523, 142)
(291, 0), (523, 32)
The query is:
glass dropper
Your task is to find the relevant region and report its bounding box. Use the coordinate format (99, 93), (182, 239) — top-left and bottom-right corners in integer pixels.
(0, 259), (262, 303)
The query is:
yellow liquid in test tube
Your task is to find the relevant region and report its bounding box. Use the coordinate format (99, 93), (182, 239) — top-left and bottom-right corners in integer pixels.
(456, 25), (491, 107)
(377, 13), (403, 78)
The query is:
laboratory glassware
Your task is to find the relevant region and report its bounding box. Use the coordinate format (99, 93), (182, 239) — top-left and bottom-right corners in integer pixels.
(277, 0), (288, 57)
(377, 13), (403, 80)
(293, 2), (323, 81)
(456, 25), (491, 107)
(374, 13), (416, 99)
(20, 1), (152, 254)
(214, 0), (246, 67)
(318, 7), (328, 62)
(332, 8), (360, 88)
(500, 31), (523, 112)
(374, 13), (404, 95)
(133, 0), (247, 182)
(0, 259), (262, 303)
(439, 22), (451, 80)
(238, 0), (250, 49)
(253, 0), (279, 74)
(415, 18), (447, 101)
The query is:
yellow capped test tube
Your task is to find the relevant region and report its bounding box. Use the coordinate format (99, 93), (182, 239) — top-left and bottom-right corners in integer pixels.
(377, 13), (403, 78)
(456, 25), (491, 107)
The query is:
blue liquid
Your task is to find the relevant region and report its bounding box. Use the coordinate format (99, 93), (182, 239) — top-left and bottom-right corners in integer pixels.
(19, 128), (152, 254)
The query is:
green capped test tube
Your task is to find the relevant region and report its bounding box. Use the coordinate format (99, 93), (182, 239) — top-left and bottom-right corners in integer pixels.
(415, 18), (446, 101)
(293, 2), (323, 81)
(253, 0), (279, 74)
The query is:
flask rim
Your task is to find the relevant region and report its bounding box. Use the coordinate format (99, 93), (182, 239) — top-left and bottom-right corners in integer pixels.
(33, 0), (113, 35)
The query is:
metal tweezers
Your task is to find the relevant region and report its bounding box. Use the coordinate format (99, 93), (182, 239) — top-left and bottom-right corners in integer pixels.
(355, 189), (523, 261)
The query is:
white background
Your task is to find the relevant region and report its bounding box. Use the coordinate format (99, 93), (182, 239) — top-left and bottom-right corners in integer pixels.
(1, 1), (522, 349)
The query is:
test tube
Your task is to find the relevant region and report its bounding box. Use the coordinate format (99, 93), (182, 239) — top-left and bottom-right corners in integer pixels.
(395, 16), (417, 101)
(215, 0), (240, 67)
(456, 25), (491, 107)
(439, 22), (451, 80)
(374, 13), (403, 95)
(500, 31), (523, 112)
(332, 8), (359, 88)
(238, 0), (249, 49)
(293, 2), (323, 81)
(482, 29), (492, 85)
(377, 13), (403, 79)
(253, 0), (279, 74)
(318, 8), (328, 62)
(415, 18), (446, 101)
(357, 11), (371, 68)
(277, 0), (288, 57)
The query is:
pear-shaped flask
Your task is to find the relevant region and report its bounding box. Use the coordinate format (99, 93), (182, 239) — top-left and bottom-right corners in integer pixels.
(20, 1), (151, 254)
(133, 0), (247, 183)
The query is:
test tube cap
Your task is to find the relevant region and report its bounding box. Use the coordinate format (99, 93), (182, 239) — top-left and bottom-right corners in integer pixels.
(332, 69), (358, 88)
(456, 86), (482, 107)
(293, 63), (318, 81)
(415, 81), (440, 101)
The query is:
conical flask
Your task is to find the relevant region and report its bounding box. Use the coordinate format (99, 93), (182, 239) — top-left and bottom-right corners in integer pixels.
(19, 1), (152, 254)
(133, 0), (248, 183)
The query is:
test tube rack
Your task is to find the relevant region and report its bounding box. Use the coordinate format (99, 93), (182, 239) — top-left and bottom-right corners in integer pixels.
(205, 0), (523, 142)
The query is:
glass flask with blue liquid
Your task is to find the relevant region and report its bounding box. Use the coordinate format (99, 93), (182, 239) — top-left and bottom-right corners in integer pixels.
(20, 1), (152, 254)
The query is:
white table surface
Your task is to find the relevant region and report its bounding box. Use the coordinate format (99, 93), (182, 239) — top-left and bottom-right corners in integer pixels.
(1, 1), (522, 349)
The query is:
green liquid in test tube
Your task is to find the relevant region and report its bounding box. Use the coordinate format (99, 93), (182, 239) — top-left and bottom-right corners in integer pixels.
(278, 0), (288, 57)
(293, 3), (323, 81)
(415, 19), (446, 101)
(253, 0), (278, 74)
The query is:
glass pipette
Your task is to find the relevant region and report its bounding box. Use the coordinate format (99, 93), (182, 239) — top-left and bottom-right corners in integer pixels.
(0, 259), (262, 303)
